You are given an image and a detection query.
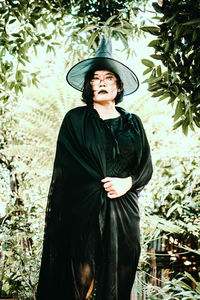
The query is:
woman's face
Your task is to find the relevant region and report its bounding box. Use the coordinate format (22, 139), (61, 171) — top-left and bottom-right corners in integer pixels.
(90, 70), (120, 103)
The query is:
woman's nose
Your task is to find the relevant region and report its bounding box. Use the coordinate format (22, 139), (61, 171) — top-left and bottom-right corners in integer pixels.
(99, 80), (106, 86)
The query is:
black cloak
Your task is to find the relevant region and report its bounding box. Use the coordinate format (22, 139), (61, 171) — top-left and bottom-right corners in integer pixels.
(36, 105), (153, 300)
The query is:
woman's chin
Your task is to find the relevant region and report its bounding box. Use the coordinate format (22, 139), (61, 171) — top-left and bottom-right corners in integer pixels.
(93, 96), (116, 102)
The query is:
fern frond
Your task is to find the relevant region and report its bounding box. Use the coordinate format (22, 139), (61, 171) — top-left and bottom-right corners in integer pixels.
(12, 77), (81, 174)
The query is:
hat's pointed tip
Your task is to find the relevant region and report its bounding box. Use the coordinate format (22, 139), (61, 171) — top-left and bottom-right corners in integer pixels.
(95, 35), (112, 58)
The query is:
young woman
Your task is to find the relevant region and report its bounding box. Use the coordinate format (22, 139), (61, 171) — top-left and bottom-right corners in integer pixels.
(36, 37), (153, 300)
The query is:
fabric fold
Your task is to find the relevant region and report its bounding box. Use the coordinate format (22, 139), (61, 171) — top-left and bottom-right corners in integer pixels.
(36, 105), (153, 300)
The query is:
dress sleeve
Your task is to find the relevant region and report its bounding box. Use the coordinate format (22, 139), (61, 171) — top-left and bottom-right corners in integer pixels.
(129, 114), (153, 194)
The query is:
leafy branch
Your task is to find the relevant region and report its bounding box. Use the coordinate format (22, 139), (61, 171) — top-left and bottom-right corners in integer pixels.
(141, 0), (200, 134)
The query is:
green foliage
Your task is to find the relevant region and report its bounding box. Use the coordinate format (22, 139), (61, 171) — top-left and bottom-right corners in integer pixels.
(126, 94), (200, 240)
(61, 0), (149, 66)
(141, 0), (200, 134)
(148, 156), (200, 236)
(142, 272), (200, 299)
(0, 196), (43, 299)
(0, 0), (148, 108)
(126, 96), (200, 299)
(0, 79), (80, 298)
(0, 0), (63, 105)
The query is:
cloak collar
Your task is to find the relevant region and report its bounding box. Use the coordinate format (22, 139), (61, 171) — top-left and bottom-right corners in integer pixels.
(88, 105), (132, 123)
(87, 105), (136, 132)
(87, 105), (134, 160)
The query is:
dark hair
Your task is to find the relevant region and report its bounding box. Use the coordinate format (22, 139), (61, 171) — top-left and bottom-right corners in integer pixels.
(82, 69), (124, 106)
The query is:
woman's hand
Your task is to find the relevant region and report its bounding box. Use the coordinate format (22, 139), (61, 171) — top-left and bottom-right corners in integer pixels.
(101, 176), (133, 199)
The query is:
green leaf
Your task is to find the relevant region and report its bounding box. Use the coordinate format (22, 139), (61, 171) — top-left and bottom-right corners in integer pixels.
(18, 84), (23, 93)
(16, 70), (23, 82)
(183, 19), (200, 26)
(189, 122), (195, 131)
(104, 15), (118, 26)
(78, 25), (98, 33)
(166, 203), (180, 218)
(173, 120), (183, 130)
(32, 77), (39, 88)
(21, 55), (30, 63)
(164, 40), (170, 52)
(156, 65), (162, 76)
(147, 84), (161, 91)
(88, 31), (99, 50)
(152, 2), (163, 13)
(178, 281), (192, 291)
(148, 39), (161, 48)
(59, 28), (65, 37)
(33, 45), (37, 56)
(116, 32), (128, 48)
(9, 82), (15, 90)
(3, 96), (9, 103)
(141, 26), (160, 35)
(194, 117), (200, 128)
(18, 58), (26, 66)
(145, 76), (163, 84)
(150, 54), (163, 60)
(12, 33), (21, 38)
(27, 77), (31, 87)
(170, 85), (179, 96)
(50, 46), (56, 56)
(143, 68), (152, 75)
(9, 19), (16, 25)
(152, 90), (164, 97)
(175, 25), (183, 40)
(46, 45), (51, 53)
(122, 20), (133, 30)
(184, 272), (199, 285)
(141, 59), (154, 68)
(165, 13), (178, 24)
(15, 84), (19, 95)
(159, 93), (170, 101)
(115, 27), (131, 36)
(1, 62), (6, 74)
(182, 119), (189, 136)
(192, 30), (198, 42)
(168, 94), (176, 104)
(174, 101), (184, 121)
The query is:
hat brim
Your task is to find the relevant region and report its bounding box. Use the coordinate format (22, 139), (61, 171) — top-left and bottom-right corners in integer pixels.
(66, 57), (139, 96)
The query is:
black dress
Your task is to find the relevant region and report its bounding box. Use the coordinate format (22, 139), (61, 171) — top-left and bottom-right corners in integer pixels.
(36, 106), (153, 300)
(99, 115), (141, 299)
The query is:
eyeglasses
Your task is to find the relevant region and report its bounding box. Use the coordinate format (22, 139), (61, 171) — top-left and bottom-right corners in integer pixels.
(90, 76), (116, 85)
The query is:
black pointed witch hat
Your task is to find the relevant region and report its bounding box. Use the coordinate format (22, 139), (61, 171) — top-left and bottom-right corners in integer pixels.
(66, 36), (139, 96)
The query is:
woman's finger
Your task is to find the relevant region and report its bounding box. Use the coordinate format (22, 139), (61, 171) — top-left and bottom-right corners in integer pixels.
(103, 182), (113, 188)
(107, 192), (118, 199)
(105, 187), (115, 192)
(101, 177), (112, 183)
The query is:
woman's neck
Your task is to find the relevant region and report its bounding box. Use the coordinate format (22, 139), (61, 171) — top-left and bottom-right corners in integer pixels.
(93, 101), (120, 120)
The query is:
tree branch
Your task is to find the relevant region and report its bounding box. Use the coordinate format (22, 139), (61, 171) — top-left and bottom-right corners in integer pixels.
(57, 0), (64, 14)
